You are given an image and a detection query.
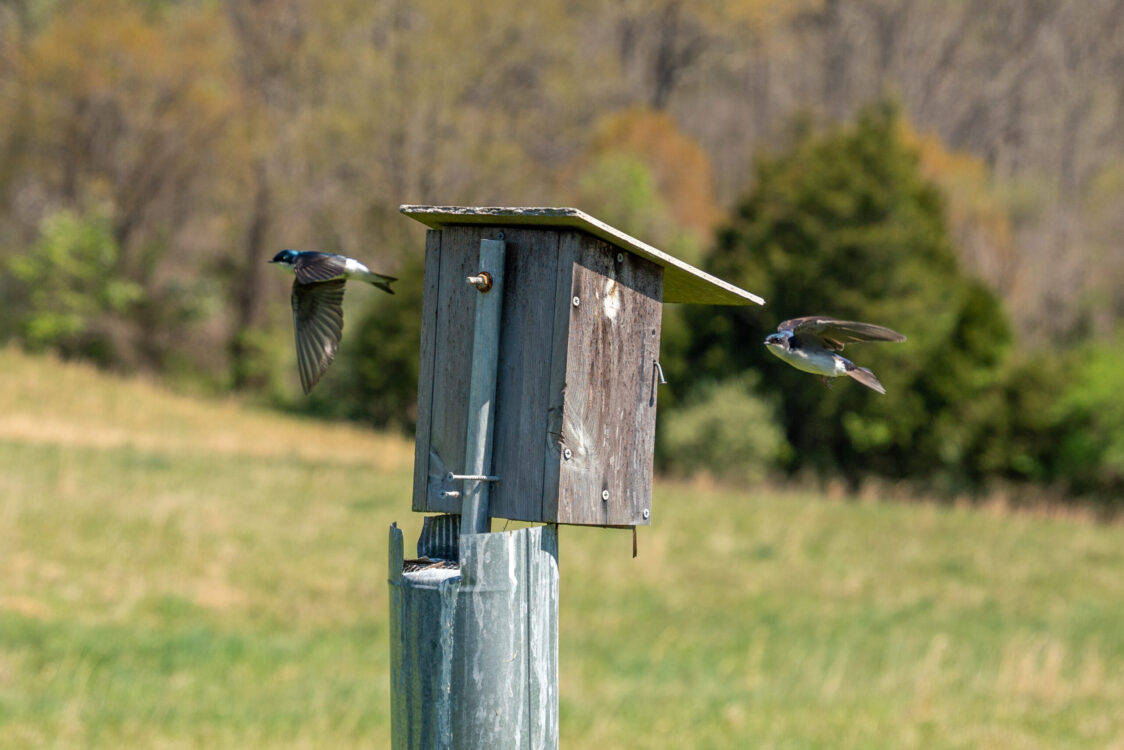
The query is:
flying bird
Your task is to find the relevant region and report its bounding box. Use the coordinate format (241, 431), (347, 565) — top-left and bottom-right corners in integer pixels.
(763, 316), (906, 394)
(269, 249), (396, 394)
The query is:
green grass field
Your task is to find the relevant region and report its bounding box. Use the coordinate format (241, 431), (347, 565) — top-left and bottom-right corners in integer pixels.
(2, 347), (1123, 749)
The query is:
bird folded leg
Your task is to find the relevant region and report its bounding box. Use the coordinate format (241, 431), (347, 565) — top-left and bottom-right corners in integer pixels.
(820, 375), (833, 390)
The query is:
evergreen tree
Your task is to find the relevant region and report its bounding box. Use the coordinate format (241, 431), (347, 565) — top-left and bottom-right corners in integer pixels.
(682, 102), (1014, 484)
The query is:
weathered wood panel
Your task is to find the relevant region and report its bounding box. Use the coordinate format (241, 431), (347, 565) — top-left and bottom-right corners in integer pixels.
(412, 229), (443, 512)
(556, 237), (663, 526)
(539, 232), (581, 523)
(414, 225), (480, 513)
(488, 228), (563, 522)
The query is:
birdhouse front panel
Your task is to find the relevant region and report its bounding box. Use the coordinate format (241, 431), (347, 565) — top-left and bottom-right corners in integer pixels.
(410, 222), (663, 526)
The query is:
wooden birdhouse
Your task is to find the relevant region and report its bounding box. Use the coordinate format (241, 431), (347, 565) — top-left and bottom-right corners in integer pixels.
(402, 206), (763, 527)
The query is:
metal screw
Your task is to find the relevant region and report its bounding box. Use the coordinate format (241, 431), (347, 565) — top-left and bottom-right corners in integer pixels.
(572, 295), (580, 307)
(601, 489), (610, 501)
(440, 490), (461, 499)
(446, 472), (500, 482)
(497, 231), (505, 240)
(642, 508), (650, 519)
(563, 448), (572, 460)
(616, 253), (624, 263)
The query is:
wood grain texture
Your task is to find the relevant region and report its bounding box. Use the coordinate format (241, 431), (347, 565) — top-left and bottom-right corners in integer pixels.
(487, 228), (563, 522)
(415, 225), (482, 513)
(539, 232), (580, 523)
(411, 230), (443, 512)
(555, 236), (663, 526)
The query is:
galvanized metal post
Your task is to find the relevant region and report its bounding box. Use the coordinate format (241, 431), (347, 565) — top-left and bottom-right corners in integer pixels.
(389, 235), (559, 749)
(388, 521), (559, 749)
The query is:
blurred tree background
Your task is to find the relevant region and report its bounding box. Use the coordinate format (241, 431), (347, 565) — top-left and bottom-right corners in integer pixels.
(1, 0), (1122, 500)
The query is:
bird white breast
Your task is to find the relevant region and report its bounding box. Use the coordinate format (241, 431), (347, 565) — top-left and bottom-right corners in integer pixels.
(768, 344), (845, 377)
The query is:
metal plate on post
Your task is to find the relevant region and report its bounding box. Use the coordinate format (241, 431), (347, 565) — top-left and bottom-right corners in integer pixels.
(460, 238), (506, 535)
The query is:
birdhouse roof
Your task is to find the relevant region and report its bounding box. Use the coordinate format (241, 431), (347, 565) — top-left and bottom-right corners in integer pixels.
(401, 205), (764, 306)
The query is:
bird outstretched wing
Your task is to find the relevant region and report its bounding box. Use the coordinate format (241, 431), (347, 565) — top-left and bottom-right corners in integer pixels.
(779, 316), (906, 351)
(291, 278), (346, 394)
(293, 252), (348, 284)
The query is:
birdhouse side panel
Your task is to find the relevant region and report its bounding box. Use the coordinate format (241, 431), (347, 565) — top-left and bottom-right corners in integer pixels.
(411, 229), (442, 512)
(411, 225), (483, 513)
(556, 237), (663, 526)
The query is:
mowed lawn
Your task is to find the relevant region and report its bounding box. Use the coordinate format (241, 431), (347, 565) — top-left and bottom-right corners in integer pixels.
(2, 348), (1123, 749)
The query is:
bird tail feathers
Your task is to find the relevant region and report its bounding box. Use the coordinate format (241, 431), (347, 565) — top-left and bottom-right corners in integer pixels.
(368, 273), (396, 294)
(845, 363), (886, 394)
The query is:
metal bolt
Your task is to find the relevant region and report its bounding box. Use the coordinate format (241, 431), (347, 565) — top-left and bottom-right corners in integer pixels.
(440, 490), (461, 499)
(563, 448), (572, 460)
(466, 271), (494, 293)
(601, 489), (610, 501)
(447, 472), (500, 482)
(496, 231), (505, 240)
(642, 508), (650, 519)
(572, 295), (580, 307)
(616, 253), (624, 263)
